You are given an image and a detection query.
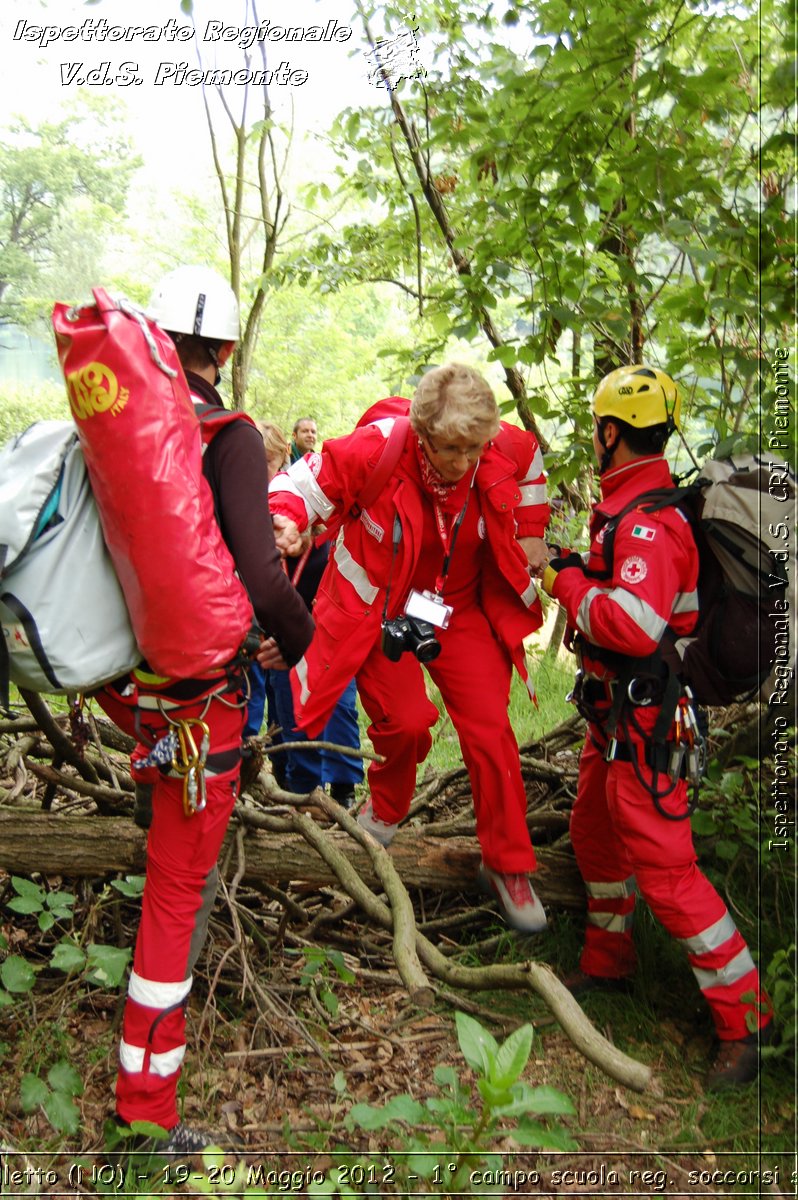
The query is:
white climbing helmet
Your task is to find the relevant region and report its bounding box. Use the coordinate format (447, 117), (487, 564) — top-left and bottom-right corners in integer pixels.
(148, 265), (240, 341)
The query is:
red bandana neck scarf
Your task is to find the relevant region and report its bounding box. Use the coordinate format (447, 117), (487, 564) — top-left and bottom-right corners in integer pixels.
(414, 439), (474, 512)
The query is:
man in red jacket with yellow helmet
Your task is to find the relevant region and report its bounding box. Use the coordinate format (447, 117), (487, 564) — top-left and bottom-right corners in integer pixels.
(542, 365), (772, 1088)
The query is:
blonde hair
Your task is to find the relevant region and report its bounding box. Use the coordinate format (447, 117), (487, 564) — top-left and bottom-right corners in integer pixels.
(410, 363), (500, 443)
(254, 420), (290, 471)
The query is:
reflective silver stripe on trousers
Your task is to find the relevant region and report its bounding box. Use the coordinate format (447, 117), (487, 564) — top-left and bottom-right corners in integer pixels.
(587, 911), (635, 933)
(333, 535), (380, 605)
(680, 911), (739, 957)
(692, 947), (756, 992)
(119, 1040), (186, 1077)
(585, 876), (638, 899)
(128, 970), (192, 1009)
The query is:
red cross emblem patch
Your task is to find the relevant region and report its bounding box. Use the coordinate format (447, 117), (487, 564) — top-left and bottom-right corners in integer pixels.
(620, 555), (648, 584)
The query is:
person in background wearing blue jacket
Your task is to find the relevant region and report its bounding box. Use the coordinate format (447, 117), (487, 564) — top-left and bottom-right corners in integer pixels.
(247, 419), (363, 806)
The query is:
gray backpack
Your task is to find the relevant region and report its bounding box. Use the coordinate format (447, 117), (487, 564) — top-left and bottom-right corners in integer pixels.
(0, 420), (140, 706)
(599, 453), (796, 705)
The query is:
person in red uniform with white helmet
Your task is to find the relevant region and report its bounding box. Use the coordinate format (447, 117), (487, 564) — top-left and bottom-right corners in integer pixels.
(541, 365), (772, 1088)
(98, 266), (314, 1156)
(266, 363), (551, 932)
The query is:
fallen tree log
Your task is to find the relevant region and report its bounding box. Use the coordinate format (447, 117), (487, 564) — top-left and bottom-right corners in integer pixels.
(289, 794), (651, 1093)
(0, 808), (585, 909)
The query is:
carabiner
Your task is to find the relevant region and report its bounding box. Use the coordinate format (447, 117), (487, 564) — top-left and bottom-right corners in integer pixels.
(170, 718), (210, 816)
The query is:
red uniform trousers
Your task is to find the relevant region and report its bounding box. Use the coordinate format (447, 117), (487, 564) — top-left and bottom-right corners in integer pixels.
(96, 685), (244, 1129)
(571, 732), (769, 1042)
(358, 603), (536, 874)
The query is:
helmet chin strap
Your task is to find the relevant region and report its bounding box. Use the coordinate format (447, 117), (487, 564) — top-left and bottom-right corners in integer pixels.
(205, 343), (223, 387)
(596, 420), (617, 475)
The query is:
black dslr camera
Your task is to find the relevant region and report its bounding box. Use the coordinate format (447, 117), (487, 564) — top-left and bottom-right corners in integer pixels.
(381, 615), (441, 663)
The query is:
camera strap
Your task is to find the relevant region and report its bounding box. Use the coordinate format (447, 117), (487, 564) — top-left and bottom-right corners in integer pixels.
(382, 491), (471, 621)
(381, 514), (404, 622)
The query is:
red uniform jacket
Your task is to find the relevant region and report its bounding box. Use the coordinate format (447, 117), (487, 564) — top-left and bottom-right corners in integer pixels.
(269, 409), (550, 735)
(551, 455), (700, 681)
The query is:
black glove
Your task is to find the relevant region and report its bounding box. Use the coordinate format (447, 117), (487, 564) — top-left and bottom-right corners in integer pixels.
(548, 551), (585, 573)
(542, 551), (584, 596)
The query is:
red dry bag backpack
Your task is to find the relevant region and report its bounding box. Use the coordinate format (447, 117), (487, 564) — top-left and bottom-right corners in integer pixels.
(52, 289), (254, 680)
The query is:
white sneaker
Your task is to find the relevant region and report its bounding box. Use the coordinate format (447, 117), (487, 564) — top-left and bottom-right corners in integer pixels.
(356, 798), (399, 846)
(478, 865), (548, 933)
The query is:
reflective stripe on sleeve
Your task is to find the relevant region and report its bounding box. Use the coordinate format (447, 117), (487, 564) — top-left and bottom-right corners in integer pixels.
(672, 590), (700, 615)
(128, 971), (192, 1010)
(576, 586), (603, 641)
(518, 482), (548, 506)
(369, 418), (395, 439)
(520, 579), (539, 608)
(606, 588), (668, 641)
(295, 656), (310, 706)
(281, 457), (337, 522)
(519, 448), (545, 482)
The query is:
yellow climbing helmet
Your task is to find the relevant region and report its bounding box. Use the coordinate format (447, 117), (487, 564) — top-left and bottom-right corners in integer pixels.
(592, 365), (681, 430)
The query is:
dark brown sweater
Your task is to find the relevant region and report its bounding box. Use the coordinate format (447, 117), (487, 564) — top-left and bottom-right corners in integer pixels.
(188, 372), (314, 667)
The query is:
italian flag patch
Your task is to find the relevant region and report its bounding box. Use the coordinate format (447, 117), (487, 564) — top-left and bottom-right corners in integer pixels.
(631, 524), (656, 541)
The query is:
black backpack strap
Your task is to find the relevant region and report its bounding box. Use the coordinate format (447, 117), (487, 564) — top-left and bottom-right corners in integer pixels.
(591, 485), (706, 817)
(598, 487), (695, 578)
(0, 627), (10, 714)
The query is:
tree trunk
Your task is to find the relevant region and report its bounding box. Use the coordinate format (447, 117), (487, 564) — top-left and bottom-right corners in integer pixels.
(0, 810), (585, 910)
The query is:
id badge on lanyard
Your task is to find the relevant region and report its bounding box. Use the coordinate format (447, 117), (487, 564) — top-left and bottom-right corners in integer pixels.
(406, 492), (470, 628)
(405, 587), (453, 629)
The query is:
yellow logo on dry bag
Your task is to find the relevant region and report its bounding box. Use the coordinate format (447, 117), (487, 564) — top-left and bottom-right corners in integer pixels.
(67, 361), (129, 420)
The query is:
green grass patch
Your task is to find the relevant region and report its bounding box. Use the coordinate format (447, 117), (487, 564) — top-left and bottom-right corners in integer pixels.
(356, 646), (577, 780)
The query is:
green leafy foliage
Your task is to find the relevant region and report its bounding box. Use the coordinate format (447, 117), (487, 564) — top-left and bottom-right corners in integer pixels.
(85, 943), (132, 989)
(110, 875), (146, 898)
(20, 1058), (83, 1134)
(296, 0), (791, 468)
(0, 955), (37, 993)
(7, 876), (75, 931)
(0, 874), (146, 1141)
(0, 94), (140, 326)
(763, 946), (797, 1058)
(299, 946), (357, 1019)
(307, 1014), (580, 1194)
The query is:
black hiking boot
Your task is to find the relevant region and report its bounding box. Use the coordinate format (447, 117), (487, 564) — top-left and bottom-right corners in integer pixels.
(107, 1117), (233, 1169)
(562, 970), (633, 999)
(707, 1022), (774, 1089)
(329, 782), (356, 809)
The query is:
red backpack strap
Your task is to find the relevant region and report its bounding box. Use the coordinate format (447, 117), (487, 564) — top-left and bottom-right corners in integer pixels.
(355, 394), (410, 429)
(350, 416), (410, 517)
(194, 401), (256, 445)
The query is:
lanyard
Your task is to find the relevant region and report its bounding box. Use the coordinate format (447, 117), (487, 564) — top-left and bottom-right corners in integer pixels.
(433, 495), (470, 596)
(382, 480), (472, 620)
(281, 540), (313, 588)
